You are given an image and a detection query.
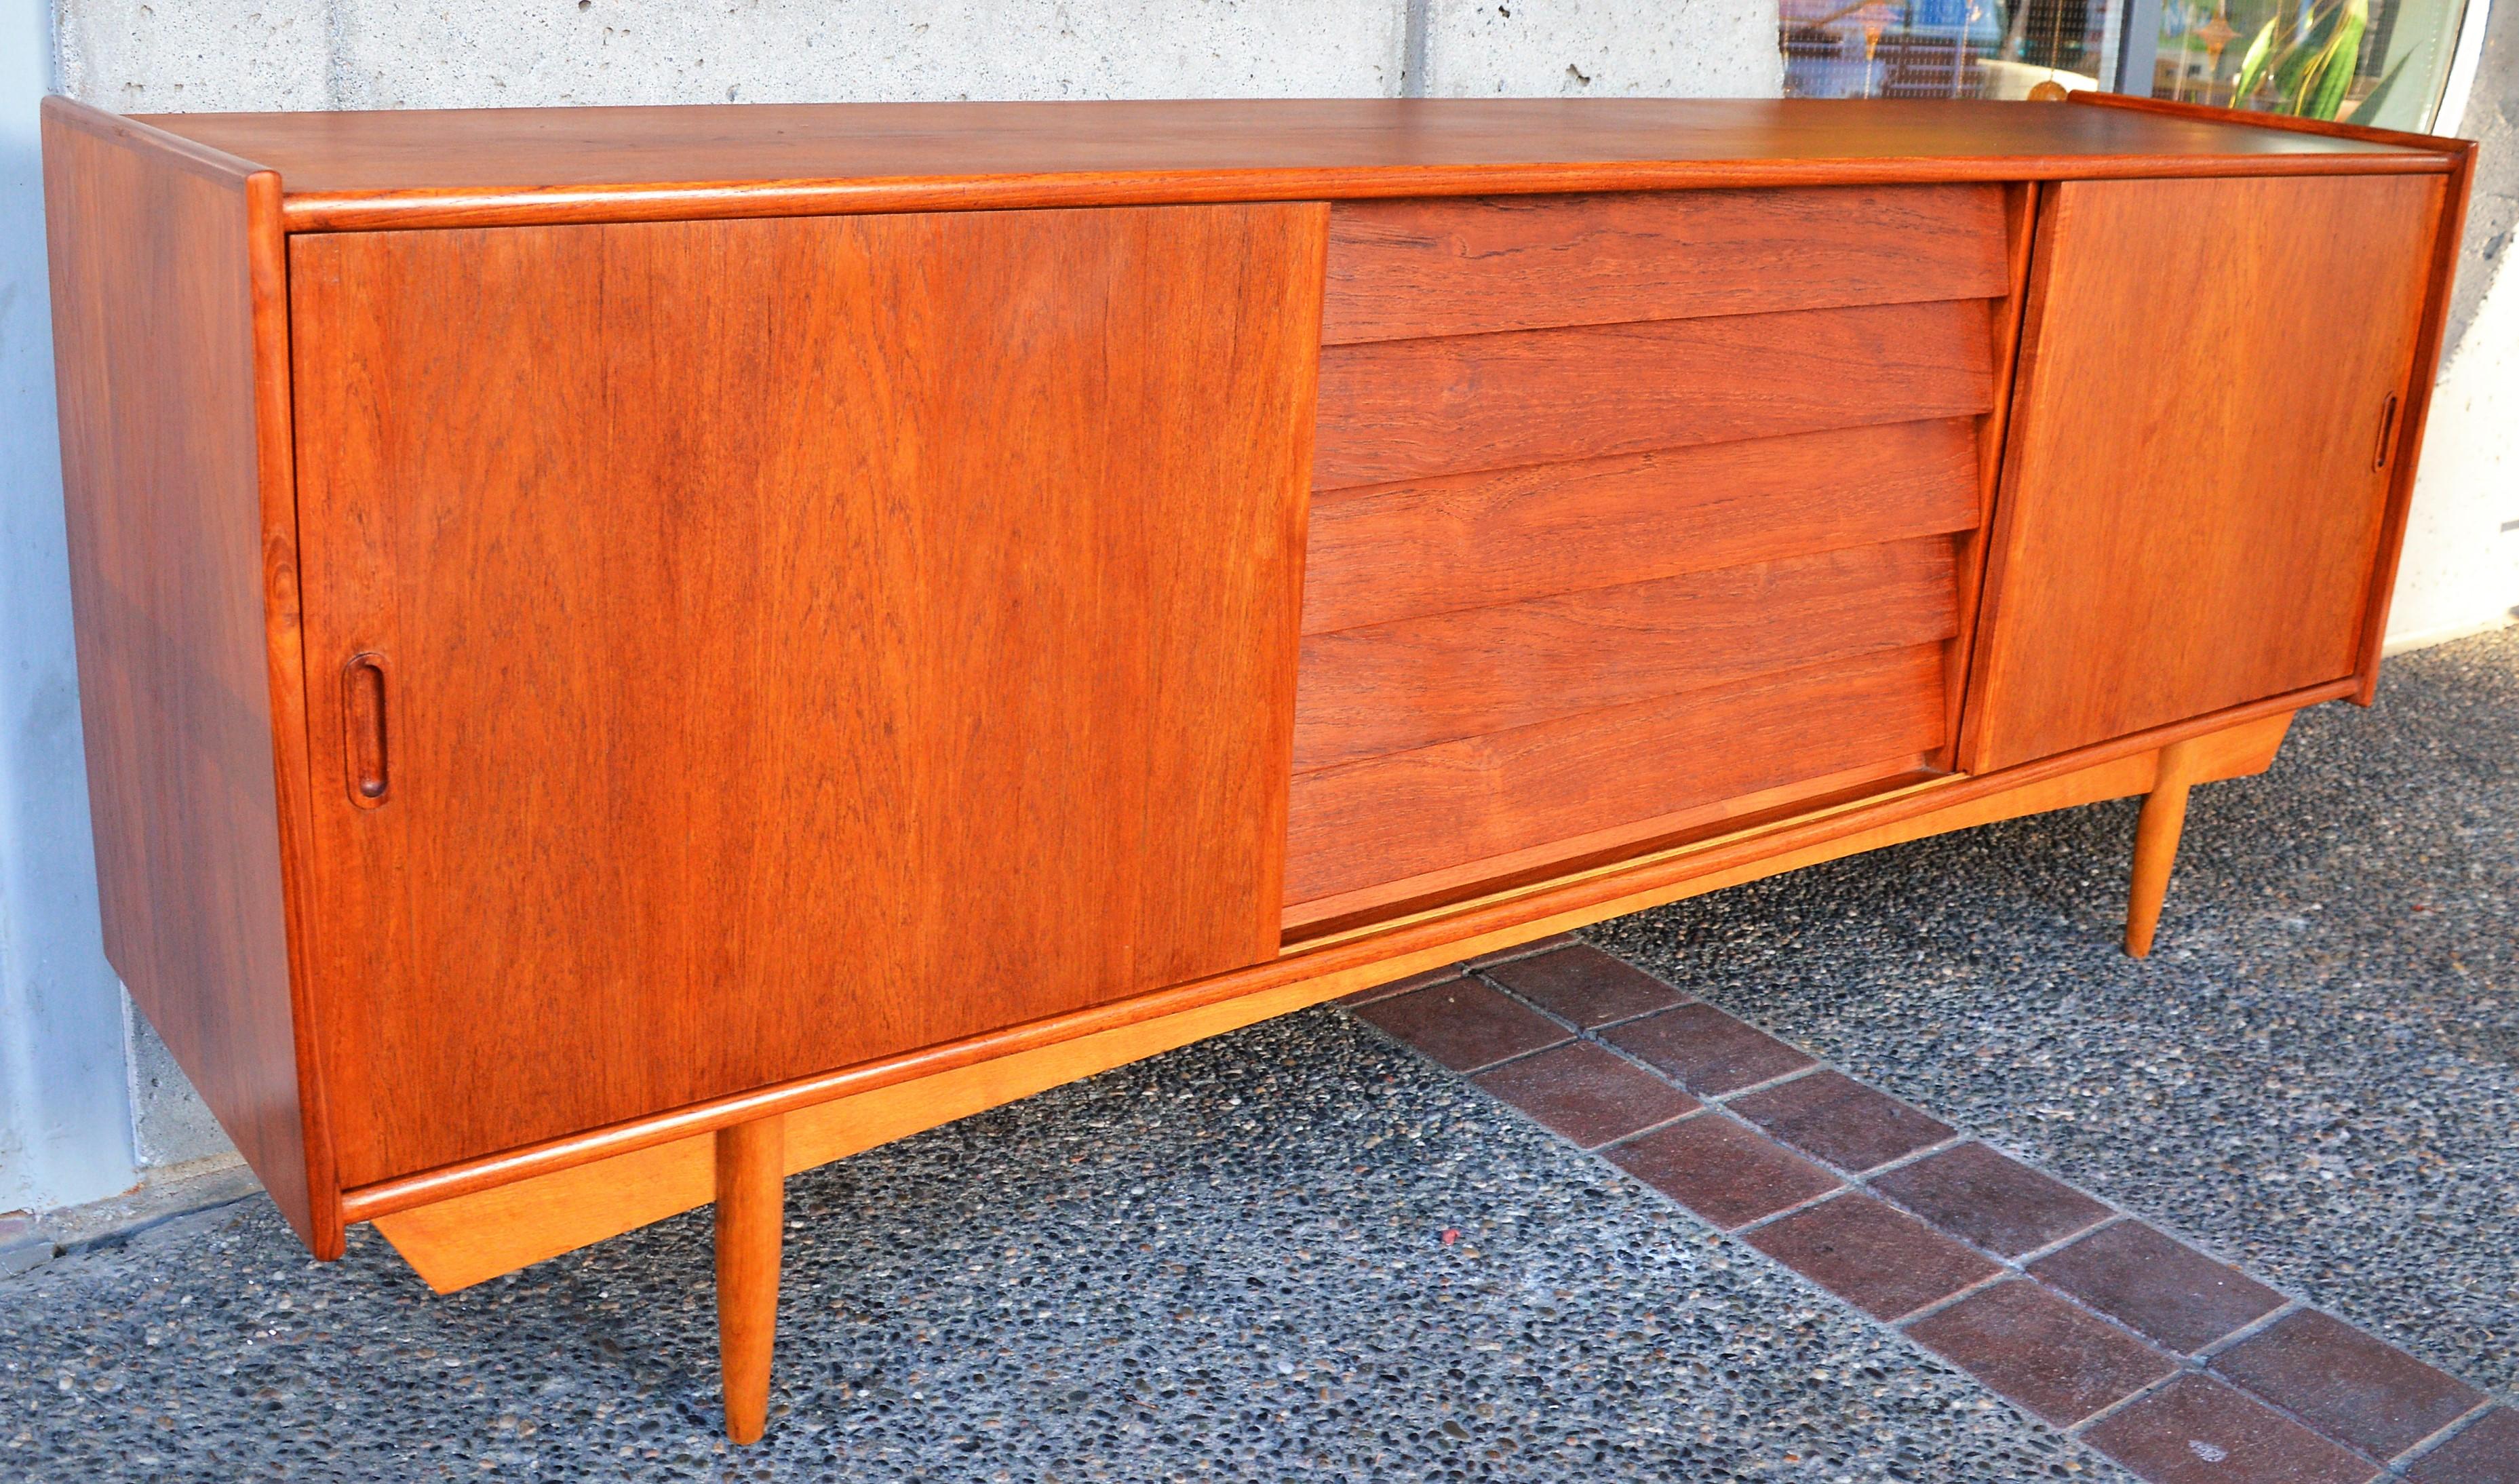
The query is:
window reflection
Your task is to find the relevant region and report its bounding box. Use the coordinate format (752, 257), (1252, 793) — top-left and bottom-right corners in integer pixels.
(1780, 0), (2109, 99)
(1776, 0), (2468, 130)
(2152, 0), (2467, 128)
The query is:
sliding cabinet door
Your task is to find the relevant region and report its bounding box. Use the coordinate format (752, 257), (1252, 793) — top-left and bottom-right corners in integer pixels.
(1964, 174), (2445, 771)
(290, 205), (1325, 1185)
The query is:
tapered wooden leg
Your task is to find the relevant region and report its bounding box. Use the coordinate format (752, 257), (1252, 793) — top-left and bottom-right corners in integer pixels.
(715, 1114), (786, 1445)
(2125, 737), (2202, 958)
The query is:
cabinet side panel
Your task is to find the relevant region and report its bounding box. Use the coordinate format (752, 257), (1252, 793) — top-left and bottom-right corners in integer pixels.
(291, 205), (1323, 1186)
(2351, 142), (2472, 699)
(1966, 174), (2442, 770)
(40, 104), (320, 1247)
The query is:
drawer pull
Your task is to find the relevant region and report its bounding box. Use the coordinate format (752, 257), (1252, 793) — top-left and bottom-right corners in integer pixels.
(342, 652), (391, 808)
(2372, 392), (2400, 471)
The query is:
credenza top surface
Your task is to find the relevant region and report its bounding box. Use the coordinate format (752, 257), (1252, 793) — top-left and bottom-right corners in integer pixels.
(90, 98), (2448, 231)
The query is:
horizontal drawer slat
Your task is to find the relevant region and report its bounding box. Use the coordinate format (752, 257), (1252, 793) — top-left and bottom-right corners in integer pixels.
(1285, 642), (1951, 905)
(1323, 184), (2011, 345)
(1313, 300), (1997, 490)
(1279, 753), (1939, 940)
(1294, 535), (1959, 771)
(1302, 418), (1980, 636)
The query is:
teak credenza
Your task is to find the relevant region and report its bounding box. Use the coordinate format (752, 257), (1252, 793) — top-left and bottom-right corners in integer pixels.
(43, 94), (2471, 1441)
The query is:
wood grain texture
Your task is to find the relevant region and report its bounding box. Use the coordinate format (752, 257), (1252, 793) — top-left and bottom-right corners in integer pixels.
(365, 711), (2298, 1293)
(1301, 418), (1980, 636)
(374, 955), (1426, 1289)
(342, 683), (2328, 1224)
(1281, 755), (1942, 940)
(714, 1116), (784, 1444)
(1294, 536), (1960, 770)
(1939, 181), (2042, 770)
(368, 700), (2307, 1291)
(1322, 184), (2009, 343)
(373, 1130), (718, 1293)
(1297, 706), (2273, 943)
(1286, 643), (1951, 905)
(243, 151), (343, 1262)
(2124, 736), (2203, 958)
(39, 98), (336, 1253)
(2065, 89), (2473, 154)
(1292, 705), (2302, 955)
(1312, 299), (1996, 490)
(117, 99), (2444, 232)
(2351, 138), (2475, 701)
(1963, 174), (2441, 771)
(288, 203), (1325, 1186)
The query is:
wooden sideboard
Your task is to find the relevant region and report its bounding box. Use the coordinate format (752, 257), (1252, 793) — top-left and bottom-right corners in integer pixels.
(43, 94), (2470, 1442)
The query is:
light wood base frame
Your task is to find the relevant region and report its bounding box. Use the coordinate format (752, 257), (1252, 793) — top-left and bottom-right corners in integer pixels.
(2124, 735), (2204, 957)
(714, 1116), (785, 1444)
(370, 706), (2296, 1441)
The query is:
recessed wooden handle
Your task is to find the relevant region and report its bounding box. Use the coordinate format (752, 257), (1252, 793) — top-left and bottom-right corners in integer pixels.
(342, 652), (391, 808)
(2372, 392), (2400, 471)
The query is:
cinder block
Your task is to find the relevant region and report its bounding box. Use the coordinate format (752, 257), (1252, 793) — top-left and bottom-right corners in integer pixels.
(1423, 0), (1784, 99)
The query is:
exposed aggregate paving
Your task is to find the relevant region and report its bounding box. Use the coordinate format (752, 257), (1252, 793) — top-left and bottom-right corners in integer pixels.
(3, 630), (2507, 1481)
(0, 1015), (2115, 1481)
(1594, 627), (2519, 1395)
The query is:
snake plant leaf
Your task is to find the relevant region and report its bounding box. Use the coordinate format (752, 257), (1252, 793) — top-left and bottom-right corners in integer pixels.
(2227, 0), (2370, 120)
(2231, 13), (2279, 108)
(2301, 0), (2369, 119)
(2273, 2), (2341, 104)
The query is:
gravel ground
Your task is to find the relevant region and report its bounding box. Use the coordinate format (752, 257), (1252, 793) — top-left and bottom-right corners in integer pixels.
(1594, 627), (2519, 1394)
(0, 1015), (2115, 1482)
(4, 631), (2505, 1481)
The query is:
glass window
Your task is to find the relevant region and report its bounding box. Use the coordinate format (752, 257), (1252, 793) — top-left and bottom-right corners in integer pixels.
(1778, 0), (2470, 129)
(2149, 0), (2469, 128)
(1780, 0), (2117, 99)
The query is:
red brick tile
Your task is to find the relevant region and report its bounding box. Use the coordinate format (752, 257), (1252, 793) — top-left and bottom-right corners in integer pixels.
(2406, 1409), (2519, 1484)
(2084, 1374), (2381, 1484)
(1728, 1070), (1954, 1173)
(1905, 1278), (2179, 1426)
(1458, 933), (1578, 970)
(1470, 1041), (1698, 1149)
(1482, 944), (1686, 1028)
(1603, 1114), (1840, 1230)
(1350, 978), (1569, 1073)
(1336, 966), (1463, 1007)
(2213, 1310), (2484, 1463)
(1870, 1142), (2113, 1258)
(1745, 1191), (2001, 1321)
(1600, 1004), (1814, 1095)
(2028, 1222), (2286, 1354)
